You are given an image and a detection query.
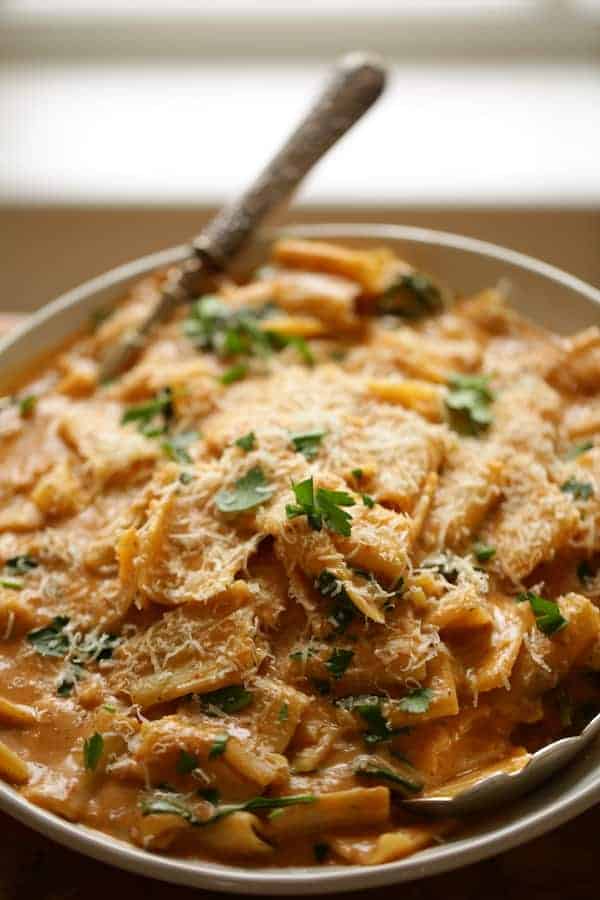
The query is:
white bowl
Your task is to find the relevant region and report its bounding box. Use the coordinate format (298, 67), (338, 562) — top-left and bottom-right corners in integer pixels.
(0, 224), (598, 894)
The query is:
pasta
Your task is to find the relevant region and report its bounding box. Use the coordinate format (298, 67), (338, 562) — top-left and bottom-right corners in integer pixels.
(0, 238), (599, 869)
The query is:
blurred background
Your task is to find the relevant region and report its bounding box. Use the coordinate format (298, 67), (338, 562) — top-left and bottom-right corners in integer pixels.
(1, 0), (599, 312)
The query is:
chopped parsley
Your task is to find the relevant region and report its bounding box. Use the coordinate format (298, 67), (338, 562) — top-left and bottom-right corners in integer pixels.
(161, 430), (198, 464)
(354, 756), (423, 795)
(338, 695), (405, 745)
(561, 477), (594, 501)
(314, 842), (330, 863)
(286, 477), (355, 537)
(215, 466), (274, 514)
(5, 555), (38, 574)
(445, 373), (495, 436)
(0, 578), (23, 591)
(209, 735), (229, 759)
(351, 468), (363, 481)
(18, 394), (37, 418)
(566, 440), (593, 460)
(516, 591), (568, 636)
(27, 616), (71, 657)
(315, 570), (357, 635)
(235, 431), (256, 452)
(290, 430), (325, 460)
(121, 387), (174, 436)
(289, 646), (316, 663)
(201, 685), (253, 714)
(362, 494), (375, 508)
(83, 732), (104, 771)
(184, 297), (271, 358)
(377, 272), (444, 318)
(326, 648), (354, 679)
(0, 554), (39, 590)
(141, 790), (316, 827)
(473, 542), (496, 563)
(27, 618), (120, 696)
(176, 750), (199, 775)
(184, 296), (314, 368)
(422, 552), (462, 585)
(278, 703), (289, 722)
(220, 364), (247, 385)
(398, 687), (433, 714)
(57, 662), (85, 696)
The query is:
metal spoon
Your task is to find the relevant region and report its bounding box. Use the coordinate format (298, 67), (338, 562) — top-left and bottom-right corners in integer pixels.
(99, 52), (387, 382)
(403, 711), (600, 816)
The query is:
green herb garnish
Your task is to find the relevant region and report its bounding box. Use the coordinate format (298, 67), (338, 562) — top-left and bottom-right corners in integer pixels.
(398, 687), (433, 714)
(5, 555), (38, 574)
(121, 387), (174, 435)
(235, 432), (256, 452)
(354, 756), (423, 795)
(83, 732), (104, 771)
(57, 662), (85, 696)
(314, 842), (329, 863)
(27, 616), (71, 657)
(201, 685), (253, 714)
(161, 430), (198, 464)
(473, 543), (496, 563)
(561, 478), (594, 501)
(215, 466), (274, 514)
(278, 703), (289, 722)
(362, 494), (375, 508)
(0, 578), (23, 590)
(338, 695), (405, 745)
(290, 430), (325, 460)
(176, 750), (199, 775)
(220, 364), (248, 385)
(566, 441), (593, 460)
(289, 646), (316, 663)
(18, 394), (37, 418)
(286, 477), (355, 537)
(315, 570), (357, 635)
(377, 273), (443, 318)
(326, 648), (354, 679)
(142, 791), (316, 827)
(209, 735), (229, 760)
(516, 591), (568, 636)
(445, 373), (494, 436)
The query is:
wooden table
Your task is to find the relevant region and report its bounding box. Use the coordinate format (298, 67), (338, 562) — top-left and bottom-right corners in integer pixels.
(0, 805), (598, 900)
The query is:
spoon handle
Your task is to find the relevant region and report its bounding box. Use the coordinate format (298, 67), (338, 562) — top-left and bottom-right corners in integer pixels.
(190, 52), (386, 278)
(99, 53), (386, 380)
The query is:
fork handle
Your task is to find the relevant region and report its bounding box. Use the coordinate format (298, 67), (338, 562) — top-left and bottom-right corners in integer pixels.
(181, 52), (386, 293)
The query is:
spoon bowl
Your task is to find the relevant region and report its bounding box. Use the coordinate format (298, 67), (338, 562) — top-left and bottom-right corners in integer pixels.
(404, 712), (600, 816)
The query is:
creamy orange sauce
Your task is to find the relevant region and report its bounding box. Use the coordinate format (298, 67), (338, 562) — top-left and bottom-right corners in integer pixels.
(0, 238), (599, 869)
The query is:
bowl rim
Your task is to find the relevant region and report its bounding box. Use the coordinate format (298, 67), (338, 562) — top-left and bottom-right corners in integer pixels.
(0, 222), (598, 894)
(1, 223), (599, 357)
